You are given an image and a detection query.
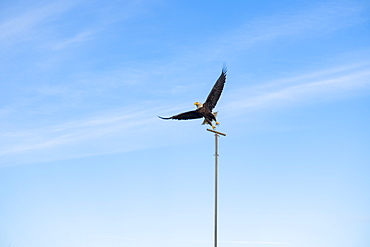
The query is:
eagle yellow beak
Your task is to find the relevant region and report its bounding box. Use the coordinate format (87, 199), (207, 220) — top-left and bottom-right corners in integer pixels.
(193, 102), (199, 105)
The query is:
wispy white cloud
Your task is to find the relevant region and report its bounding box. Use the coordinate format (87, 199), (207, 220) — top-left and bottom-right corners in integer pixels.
(49, 30), (95, 50)
(178, 1), (368, 63)
(0, 108), (154, 154)
(0, 1), (78, 45)
(256, 62), (370, 90)
(222, 62), (370, 116)
(236, 1), (364, 42)
(0, 0), (155, 51)
(0, 103), (196, 166)
(125, 1), (370, 79)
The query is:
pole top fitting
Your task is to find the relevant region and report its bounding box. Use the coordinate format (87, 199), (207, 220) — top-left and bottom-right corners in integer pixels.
(206, 129), (226, 136)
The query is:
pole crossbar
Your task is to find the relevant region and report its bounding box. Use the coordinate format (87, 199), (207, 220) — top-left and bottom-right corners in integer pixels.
(207, 129), (226, 247)
(206, 128), (226, 136)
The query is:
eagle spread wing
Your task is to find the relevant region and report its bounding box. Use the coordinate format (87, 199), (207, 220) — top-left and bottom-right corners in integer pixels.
(204, 66), (227, 111)
(158, 110), (202, 120)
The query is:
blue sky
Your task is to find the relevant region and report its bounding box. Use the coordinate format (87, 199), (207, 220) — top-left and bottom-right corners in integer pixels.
(1, 0), (370, 246)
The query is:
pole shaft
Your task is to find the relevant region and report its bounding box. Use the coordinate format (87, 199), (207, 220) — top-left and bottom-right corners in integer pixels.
(214, 133), (219, 247)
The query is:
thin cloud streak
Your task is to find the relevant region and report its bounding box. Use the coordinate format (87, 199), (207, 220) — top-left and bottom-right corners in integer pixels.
(223, 63), (370, 116)
(0, 1), (78, 44)
(0, 108), (156, 155)
(257, 62), (370, 90)
(192, 1), (367, 61)
(50, 30), (95, 50)
(0, 0), (154, 51)
(116, 1), (370, 81)
(0, 104), (191, 166)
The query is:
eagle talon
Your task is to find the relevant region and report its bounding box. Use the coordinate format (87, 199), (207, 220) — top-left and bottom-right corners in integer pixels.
(211, 125), (216, 130)
(215, 122), (220, 126)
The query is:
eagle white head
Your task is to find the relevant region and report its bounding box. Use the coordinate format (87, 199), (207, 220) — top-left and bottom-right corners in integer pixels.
(194, 102), (203, 109)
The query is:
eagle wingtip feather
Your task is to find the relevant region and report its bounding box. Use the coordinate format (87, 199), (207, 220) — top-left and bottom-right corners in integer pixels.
(222, 63), (227, 75)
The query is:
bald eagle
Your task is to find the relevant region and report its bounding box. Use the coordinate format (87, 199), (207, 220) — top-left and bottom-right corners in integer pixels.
(159, 66), (226, 129)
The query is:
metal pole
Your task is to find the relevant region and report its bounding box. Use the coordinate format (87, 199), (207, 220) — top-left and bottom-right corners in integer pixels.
(214, 133), (218, 247)
(206, 129), (225, 247)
